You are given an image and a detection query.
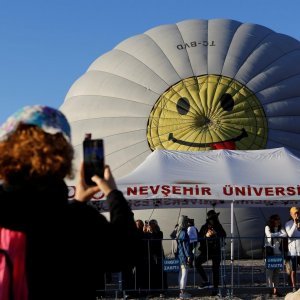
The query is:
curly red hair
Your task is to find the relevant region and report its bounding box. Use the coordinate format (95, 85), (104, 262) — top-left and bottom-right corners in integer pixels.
(0, 124), (74, 183)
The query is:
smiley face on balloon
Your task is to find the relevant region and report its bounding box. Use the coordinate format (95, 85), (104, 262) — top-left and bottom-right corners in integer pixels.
(147, 75), (268, 151)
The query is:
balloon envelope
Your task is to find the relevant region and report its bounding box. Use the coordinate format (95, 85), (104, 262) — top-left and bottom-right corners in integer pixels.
(61, 19), (300, 257)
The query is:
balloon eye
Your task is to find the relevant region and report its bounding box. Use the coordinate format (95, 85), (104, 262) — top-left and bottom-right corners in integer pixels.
(176, 98), (190, 115)
(220, 93), (234, 112)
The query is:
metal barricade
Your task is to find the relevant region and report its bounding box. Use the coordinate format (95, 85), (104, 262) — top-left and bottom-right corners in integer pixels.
(96, 236), (296, 299)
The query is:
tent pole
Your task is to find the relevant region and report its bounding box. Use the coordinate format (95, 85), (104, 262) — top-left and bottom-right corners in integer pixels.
(230, 200), (234, 297)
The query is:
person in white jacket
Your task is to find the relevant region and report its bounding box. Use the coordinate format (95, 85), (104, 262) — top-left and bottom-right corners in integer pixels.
(285, 207), (300, 292)
(265, 214), (287, 297)
(187, 218), (198, 266)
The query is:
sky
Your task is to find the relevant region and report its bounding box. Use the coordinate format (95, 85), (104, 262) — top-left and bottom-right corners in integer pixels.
(1, 0), (300, 125)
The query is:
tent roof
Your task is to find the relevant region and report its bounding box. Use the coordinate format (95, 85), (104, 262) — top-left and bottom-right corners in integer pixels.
(117, 147), (300, 185)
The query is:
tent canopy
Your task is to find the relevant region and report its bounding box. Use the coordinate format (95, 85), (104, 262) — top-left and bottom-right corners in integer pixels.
(118, 147), (300, 185)
(112, 148), (300, 210)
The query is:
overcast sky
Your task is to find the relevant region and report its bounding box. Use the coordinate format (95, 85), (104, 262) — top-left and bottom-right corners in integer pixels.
(1, 0), (299, 124)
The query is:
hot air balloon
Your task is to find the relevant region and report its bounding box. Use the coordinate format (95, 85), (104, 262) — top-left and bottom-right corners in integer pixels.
(60, 19), (300, 257)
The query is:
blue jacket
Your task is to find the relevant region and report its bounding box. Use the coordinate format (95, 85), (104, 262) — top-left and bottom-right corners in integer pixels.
(177, 229), (191, 266)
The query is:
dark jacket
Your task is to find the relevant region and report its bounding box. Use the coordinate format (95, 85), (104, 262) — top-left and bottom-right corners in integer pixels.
(0, 178), (137, 300)
(198, 222), (226, 255)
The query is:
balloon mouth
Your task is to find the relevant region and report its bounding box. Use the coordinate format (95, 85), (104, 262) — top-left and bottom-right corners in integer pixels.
(168, 128), (248, 149)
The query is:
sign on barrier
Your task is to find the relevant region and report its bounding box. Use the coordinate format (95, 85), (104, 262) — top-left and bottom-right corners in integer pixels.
(163, 258), (180, 272)
(266, 256), (284, 269)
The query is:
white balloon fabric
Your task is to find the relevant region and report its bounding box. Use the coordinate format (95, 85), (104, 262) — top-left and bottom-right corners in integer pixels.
(61, 18), (300, 179)
(60, 19), (300, 258)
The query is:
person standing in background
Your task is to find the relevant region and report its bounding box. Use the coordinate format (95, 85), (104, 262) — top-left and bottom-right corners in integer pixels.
(264, 214), (286, 297)
(146, 219), (168, 298)
(285, 207), (300, 292)
(187, 218), (198, 267)
(196, 210), (226, 296)
(131, 220), (150, 298)
(176, 215), (192, 299)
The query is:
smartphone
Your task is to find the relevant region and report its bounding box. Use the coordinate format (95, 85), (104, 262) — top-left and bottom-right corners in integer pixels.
(83, 138), (104, 186)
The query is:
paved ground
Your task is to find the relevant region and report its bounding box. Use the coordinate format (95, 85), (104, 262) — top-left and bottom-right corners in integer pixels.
(98, 290), (288, 299)
(98, 260), (293, 299)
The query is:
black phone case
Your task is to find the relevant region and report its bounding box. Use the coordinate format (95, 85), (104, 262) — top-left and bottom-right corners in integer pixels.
(83, 139), (104, 185)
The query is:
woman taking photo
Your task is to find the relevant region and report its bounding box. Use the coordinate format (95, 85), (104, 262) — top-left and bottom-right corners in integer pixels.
(0, 105), (137, 300)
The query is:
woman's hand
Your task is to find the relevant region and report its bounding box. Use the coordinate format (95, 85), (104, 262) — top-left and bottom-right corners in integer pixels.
(206, 228), (215, 237)
(75, 163), (117, 202)
(91, 165), (117, 196)
(75, 162), (100, 202)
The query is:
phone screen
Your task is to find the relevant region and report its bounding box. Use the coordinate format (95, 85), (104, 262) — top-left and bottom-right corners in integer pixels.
(83, 139), (104, 186)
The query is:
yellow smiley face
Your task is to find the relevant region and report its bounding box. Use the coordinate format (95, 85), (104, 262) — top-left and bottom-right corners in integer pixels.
(147, 75), (268, 151)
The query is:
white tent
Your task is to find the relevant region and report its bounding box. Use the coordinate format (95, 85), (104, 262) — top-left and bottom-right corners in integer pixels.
(116, 147), (300, 209)
(118, 147), (300, 185)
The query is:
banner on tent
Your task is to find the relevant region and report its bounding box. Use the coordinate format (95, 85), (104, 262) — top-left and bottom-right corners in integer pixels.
(68, 184), (300, 210)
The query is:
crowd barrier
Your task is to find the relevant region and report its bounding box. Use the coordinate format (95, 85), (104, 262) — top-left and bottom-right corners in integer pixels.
(96, 237), (298, 299)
